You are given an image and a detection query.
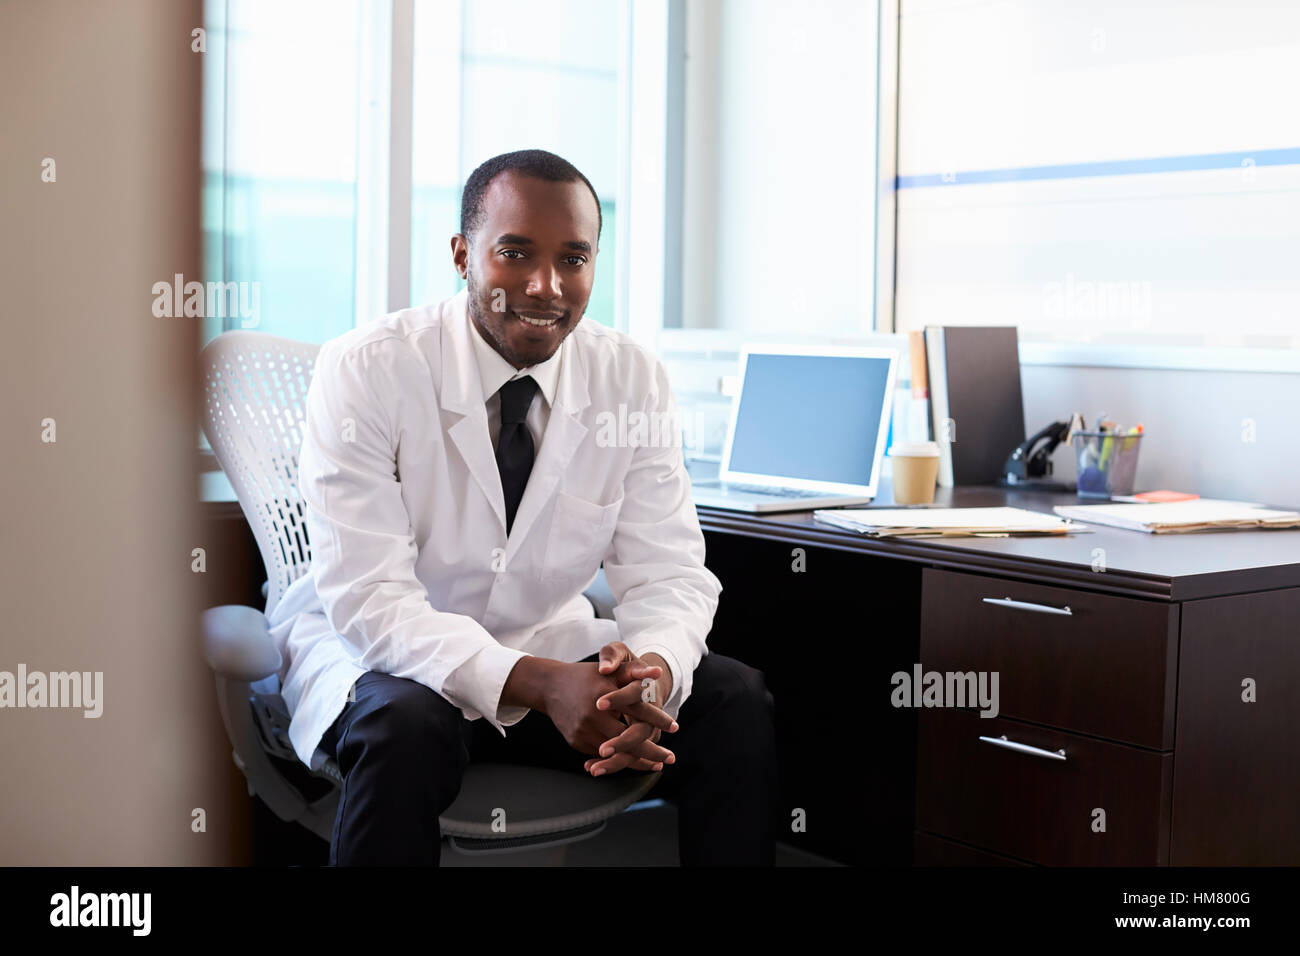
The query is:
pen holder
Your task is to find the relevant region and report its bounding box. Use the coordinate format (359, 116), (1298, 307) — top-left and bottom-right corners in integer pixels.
(1072, 430), (1142, 498)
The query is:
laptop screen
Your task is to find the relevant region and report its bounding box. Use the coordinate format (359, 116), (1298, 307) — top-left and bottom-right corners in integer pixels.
(725, 351), (895, 489)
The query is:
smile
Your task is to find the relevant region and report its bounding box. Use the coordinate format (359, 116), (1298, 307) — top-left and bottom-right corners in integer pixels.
(513, 310), (563, 328)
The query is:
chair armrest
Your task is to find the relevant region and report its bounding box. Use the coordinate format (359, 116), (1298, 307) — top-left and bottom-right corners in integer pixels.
(201, 605), (282, 682)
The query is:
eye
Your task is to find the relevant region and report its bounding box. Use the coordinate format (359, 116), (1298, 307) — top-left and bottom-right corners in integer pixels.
(499, 249), (525, 260)
(563, 255), (587, 266)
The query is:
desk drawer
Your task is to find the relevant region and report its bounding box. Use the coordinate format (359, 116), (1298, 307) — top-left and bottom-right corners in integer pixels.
(920, 568), (1178, 749)
(916, 709), (1173, 866)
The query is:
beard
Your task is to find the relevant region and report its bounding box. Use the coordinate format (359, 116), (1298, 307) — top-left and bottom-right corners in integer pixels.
(465, 270), (518, 364)
(464, 269), (574, 368)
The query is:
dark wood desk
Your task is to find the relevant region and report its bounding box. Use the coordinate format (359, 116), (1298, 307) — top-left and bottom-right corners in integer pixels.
(695, 482), (1300, 867)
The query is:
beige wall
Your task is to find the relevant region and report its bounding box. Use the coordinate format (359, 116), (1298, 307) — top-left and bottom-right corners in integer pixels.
(0, 0), (229, 864)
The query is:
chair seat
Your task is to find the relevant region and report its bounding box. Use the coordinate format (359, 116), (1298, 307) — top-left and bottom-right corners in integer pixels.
(439, 763), (662, 839)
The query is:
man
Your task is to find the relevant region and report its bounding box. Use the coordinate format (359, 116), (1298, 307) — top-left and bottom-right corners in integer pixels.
(266, 149), (777, 866)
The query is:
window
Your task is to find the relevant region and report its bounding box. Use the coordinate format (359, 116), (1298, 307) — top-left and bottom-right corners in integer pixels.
(410, 0), (623, 326)
(666, 0), (890, 461)
(201, 0), (363, 346)
(677, 0), (882, 338)
(202, 0), (629, 348)
(895, 0), (1300, 369)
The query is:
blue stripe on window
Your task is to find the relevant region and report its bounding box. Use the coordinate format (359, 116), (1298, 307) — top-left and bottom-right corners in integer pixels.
(896, 147), (1300, 189)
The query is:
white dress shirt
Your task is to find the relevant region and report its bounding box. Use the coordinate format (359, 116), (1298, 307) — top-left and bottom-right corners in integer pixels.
(467, 309), (560, 456)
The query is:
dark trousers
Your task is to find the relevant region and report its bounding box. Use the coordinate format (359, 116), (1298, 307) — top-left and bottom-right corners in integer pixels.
(316, 652), (778, 866)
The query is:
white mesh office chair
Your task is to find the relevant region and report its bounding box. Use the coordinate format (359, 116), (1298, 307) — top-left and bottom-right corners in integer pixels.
(199, 331), (659, 864)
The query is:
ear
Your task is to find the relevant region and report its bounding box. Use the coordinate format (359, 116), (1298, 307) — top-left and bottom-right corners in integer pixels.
(450, 234), (470, 280)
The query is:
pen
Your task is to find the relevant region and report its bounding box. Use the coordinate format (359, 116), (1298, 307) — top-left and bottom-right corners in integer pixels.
(1099, 433), (1114, 470)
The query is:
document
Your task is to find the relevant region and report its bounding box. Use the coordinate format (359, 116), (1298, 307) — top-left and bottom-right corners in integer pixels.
(813, 506), (1081, 538)
(1052, 499), (1300, 534)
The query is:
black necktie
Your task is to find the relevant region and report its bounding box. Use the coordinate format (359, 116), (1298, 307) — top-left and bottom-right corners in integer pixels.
(495, 375), (539, 535)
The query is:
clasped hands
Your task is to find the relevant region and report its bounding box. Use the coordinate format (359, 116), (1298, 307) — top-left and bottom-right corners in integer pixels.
(566, 641), (677, 778)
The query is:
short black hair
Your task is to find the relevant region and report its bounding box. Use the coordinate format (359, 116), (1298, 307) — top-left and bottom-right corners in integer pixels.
(459, 149), (602, 244)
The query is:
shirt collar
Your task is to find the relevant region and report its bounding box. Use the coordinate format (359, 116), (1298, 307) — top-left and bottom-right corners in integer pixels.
(466, 304), (562, 410)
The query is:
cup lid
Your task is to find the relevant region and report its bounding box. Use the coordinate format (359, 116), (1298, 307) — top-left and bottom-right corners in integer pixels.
(888, 441), (940, 457)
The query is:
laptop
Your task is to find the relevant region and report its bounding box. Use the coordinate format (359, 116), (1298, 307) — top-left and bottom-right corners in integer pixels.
(691, 345), (899, 513)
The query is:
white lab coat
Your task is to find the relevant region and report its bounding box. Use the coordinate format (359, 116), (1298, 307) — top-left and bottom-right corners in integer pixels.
(266, 289), (722, 769)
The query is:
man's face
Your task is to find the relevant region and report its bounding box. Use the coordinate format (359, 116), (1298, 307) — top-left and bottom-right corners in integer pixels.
(451, 170), (600, 369)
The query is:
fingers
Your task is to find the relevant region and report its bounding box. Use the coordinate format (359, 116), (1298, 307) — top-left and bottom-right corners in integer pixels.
(596, 643), (662, 686)
(595, 682), (677, 733)
(582, 708), (671, 775)
(587, 739), (668, 775)
(585, 735), (667, 774)
(584, 754), (661, 775)
(605, 661), (663, 687)
(587, 752), (648, 775)
(595, 720), (674, 764)
(586, 720), (674, 776)
(576, 713), (633, 757)
(596, 642), (633, 676)
(614, 661), (662, 685)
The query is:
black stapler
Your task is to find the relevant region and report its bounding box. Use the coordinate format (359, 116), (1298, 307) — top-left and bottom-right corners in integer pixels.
(997, 420), (1076, 492)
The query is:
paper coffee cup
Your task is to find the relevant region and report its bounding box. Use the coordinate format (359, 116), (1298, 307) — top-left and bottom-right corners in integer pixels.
(888, 441), (940, 505)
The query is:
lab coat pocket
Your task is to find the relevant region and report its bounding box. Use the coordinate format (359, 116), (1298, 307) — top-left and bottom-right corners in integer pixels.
(541, 491), (623, 582)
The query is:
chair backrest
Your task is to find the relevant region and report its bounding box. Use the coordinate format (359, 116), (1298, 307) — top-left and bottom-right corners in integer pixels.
(200, 331), (319, 613)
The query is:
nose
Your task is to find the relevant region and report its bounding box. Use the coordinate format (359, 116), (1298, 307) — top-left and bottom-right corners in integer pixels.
(525, 262), (561, 302)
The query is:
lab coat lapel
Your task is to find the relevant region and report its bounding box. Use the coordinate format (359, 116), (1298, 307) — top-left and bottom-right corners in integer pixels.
(504, 329), (591, 562)
(441, 295), (507, 534)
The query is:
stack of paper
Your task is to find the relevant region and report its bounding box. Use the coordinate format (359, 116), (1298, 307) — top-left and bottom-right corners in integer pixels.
(1052, 499), (1300, 534)
(813, 506), (1081, 538)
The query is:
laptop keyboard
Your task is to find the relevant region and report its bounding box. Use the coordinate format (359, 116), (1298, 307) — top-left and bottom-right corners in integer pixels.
(725, 483), (831, 498)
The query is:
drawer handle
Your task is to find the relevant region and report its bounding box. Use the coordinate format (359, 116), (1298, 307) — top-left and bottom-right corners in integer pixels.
(982, 596), (1073, 616)
(979, 734), (1067, 761)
